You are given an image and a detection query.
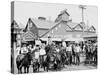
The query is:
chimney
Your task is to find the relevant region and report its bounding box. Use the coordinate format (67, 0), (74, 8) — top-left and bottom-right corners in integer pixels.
(38, 17), (46, 20)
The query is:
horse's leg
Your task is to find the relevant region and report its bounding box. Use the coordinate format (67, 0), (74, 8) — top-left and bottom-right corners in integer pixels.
(19, 67), (22, 74)
(47, 64), (49, 72)
(47, 67), (48, 72)
(78, 55), (80, 65)
(36, 63), (39, 72)
(17, 64), (21, 74)
(24, 66), (26, 73)
(73, 55), (75, 65)
(27, 66), (29, 73)
(43, 66), (45, 71)
(33, 64), (34, 72)
(18, 68), (20, 74)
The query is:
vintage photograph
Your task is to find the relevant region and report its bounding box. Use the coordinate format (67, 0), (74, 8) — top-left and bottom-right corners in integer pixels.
(11, 1), (98, 74)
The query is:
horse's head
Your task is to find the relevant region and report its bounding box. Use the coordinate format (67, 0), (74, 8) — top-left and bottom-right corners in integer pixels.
(26, 52), (33, 61)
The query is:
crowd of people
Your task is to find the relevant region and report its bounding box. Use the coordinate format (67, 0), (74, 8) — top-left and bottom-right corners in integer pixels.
(16, 39), (97, 65)
(15, 39), (97, 73)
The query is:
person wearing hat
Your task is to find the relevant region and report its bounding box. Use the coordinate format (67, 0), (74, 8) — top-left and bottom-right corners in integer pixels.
(34, 46), (40, 63)
(75, 44), (81, 65)
(39, 43), (46, 67)
(21, 44), (28, 54)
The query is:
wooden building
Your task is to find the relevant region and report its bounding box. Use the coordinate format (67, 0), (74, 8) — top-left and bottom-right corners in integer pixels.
(21, 17), (55, 44)
(16, 9), (97, 45)
(40, 9), (97, 43)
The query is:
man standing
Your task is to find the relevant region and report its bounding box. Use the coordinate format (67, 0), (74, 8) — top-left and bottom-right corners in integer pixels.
(34, 46), (40, 62)
(66, 44), (72, 65)
(62, 40), (66, 48)
(39, 44), (46, 67)
(75, 44), (81, 65)
(35, 38), (42, 47)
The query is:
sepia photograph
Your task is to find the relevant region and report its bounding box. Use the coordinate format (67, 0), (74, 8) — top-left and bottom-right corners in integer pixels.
(11, 1), (98, 74)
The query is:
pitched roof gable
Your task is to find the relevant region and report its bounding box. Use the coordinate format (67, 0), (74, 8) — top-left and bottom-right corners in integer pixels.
(88, 26), (96, 32)
(11, 20), (19, 29)
(22, 30), (38, 41)
(58, 9), (70, 16)
(73, 24), (83, 31)
(23, 18), (38, 36)
(67, 21), (78, 29)
(65, 25), (73, 31)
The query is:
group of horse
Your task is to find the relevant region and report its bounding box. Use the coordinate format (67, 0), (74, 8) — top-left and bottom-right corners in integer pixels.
(16, 43), (97, 74)
(85, 44), (97, 65)
(16, 44), (68, 74)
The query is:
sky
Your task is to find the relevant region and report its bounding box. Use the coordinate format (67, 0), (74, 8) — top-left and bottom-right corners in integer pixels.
(14, 1), (98, 32)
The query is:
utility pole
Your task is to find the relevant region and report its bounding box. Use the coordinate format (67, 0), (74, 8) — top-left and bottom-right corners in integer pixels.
(79, 5), (86, 23)
(87, 20), (89, 30)
(79, 5), (86, 37)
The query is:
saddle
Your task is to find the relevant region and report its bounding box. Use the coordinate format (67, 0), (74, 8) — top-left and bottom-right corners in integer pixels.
(16, 54), (25, 62)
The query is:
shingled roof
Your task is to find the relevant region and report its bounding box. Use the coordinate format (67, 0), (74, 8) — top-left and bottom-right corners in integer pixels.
(23, 18), (38, 36)
(41, 20), (73, 38)
(31, 18), (55, 29)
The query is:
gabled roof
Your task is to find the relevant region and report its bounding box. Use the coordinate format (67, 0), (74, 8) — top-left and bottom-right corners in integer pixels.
(22, 30), (38, 42)
(41, 21), (61, 37)
(11, 20), (22, 34)
(55, 9), (70, 22)
(73, 24), (83, 31)
(23, 18), (38, 36)
(41, 20), (73, 38)
(11, 20), (19, 29)
(88, 26), (96, 32)
(65, 25), (73, 31)
(58, 9), (70, 16)
(67, 21), (78, 29)
(31, 18), (55, 29)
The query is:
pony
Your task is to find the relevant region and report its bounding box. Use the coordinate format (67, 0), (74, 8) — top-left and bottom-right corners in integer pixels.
(59, 48), (67, 67)
(41, 52), (61, 71)
(31, 49), (40, 73)
(16, 52), (32, 74)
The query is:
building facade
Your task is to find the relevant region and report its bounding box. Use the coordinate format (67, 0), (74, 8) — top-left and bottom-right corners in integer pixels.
(14, 9), (97, 45)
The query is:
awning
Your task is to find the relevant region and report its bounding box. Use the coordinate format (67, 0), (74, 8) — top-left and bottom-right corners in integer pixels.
(40, 38), (48, 41)
(40, 38), (62, 41)
(51, 38), (62, 41)
(65, 38), (84, 42)
(82, 34), (97, 38)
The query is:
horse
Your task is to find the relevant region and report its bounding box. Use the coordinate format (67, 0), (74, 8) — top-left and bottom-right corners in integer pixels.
(42, 44), (61, 71)
(59, 48), (67, 67)
(16, 52), (32, 74)
(31, 49), (40, 73)
(42, 54), (50, 72)
(54, 53), (62, 70)
(41, 51), (61, 72)
(92, 45), (97, 65)
(32, 59), (40, 72)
